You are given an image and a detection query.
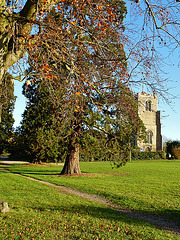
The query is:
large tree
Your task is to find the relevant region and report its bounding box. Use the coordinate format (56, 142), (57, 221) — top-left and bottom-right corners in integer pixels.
(22, 3), (146, 173)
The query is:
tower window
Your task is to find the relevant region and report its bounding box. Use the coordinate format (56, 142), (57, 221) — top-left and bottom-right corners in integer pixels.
(147, 130), (153, 144)
(146, 146), (152, 152)
(145, 100), (152, 111)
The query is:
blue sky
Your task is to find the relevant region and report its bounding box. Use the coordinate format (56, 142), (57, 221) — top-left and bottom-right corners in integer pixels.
(12, 0), (180, 141)
(158, 58), (180, 141)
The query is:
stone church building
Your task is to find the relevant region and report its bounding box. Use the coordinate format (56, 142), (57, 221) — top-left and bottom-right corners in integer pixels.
(137, 92), (162, 152)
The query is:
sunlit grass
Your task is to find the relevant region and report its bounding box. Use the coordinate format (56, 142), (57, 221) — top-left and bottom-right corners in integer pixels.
(0, 169), (178, 240)
(3, 161), (179, 222)
(0, 160), (179, 239)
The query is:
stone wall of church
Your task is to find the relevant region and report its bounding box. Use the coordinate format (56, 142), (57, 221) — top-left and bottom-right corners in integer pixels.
(137, 92), (162, 152)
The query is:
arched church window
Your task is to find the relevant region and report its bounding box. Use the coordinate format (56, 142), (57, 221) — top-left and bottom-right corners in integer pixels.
(146, 146), (152, 152)
(147, 130), (153, 144)
(145, 100), (151, 111)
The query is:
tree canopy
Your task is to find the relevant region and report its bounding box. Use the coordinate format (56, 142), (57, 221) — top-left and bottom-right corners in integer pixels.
(0, 1), (179, 89)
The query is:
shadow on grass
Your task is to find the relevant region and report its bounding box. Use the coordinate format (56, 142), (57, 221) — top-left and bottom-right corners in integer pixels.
(0, 165), (63, 175)
(33, 202), (180, 235)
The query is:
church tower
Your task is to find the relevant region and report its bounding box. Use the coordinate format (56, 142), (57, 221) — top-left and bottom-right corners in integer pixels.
(137, 92), (162, 151)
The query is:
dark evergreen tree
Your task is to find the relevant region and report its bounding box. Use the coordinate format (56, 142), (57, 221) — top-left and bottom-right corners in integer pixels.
(20, 76), (65, 163)
(0, 74), (16, 154)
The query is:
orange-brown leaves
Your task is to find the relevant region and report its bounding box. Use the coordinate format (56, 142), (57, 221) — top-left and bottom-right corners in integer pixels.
(42, 65), (51, 72)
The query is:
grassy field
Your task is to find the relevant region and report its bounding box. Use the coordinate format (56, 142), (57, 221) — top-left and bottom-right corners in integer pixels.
(0, 160), (179, 239)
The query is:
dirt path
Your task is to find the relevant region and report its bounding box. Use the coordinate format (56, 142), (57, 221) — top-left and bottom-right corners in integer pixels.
(1, 167), (179, 236)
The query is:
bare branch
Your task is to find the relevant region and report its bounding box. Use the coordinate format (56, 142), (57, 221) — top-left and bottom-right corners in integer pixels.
(144, 0), (180, 45)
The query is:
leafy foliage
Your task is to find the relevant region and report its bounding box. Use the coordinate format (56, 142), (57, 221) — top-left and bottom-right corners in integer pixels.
(0, 74), (16, 154)
(166, 141), (180, 159)
(132, 150), (166, 160)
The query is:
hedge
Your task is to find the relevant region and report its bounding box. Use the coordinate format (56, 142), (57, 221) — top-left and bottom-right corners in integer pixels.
(131, 150), (166, 160)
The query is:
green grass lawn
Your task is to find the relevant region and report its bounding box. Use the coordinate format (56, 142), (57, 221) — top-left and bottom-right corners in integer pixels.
(0, 160), (180, 239)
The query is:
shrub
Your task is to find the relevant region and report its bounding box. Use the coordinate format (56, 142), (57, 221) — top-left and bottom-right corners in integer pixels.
(158, 150), (166, 159)
(166, 141), (180, 159)
(172, 146), (180, 160)
(131, 150), (165, 160)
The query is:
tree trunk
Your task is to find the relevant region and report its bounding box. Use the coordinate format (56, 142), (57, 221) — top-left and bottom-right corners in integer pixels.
(0, 48), (5, 123)
(61, 143), (81, 175)
(0, 83), (1, 123)
(0, 103), (2, 123)
(0, 73), (4, 123)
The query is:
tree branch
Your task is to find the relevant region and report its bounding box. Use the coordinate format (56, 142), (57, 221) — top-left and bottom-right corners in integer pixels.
(0, 0), (6, 8)
(1, 0), (65, 73)
(144, 0), (180, 45)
